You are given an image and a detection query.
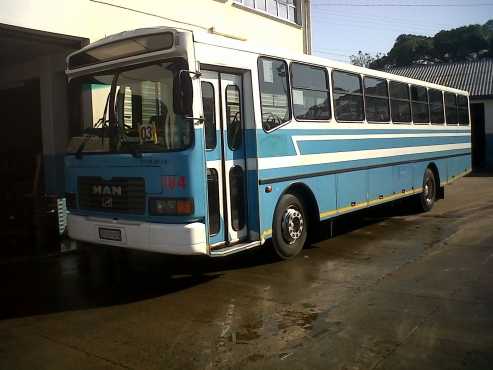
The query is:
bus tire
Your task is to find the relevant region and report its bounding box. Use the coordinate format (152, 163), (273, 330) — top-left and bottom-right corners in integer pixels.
(272, 193), (308, 259)
(417, 168), (437, 212)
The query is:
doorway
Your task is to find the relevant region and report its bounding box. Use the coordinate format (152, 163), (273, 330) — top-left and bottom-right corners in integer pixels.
(471, 103), (486, 169)
(201, 70), (248, 249)
(0, 80), (43, 249)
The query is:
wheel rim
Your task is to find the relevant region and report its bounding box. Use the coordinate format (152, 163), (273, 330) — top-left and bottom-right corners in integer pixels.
(281, 206), (304, 244)
(424, 175), (435, 206)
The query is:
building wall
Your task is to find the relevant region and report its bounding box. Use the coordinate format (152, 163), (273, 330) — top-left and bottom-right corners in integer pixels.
(0, 0), (308, 53)
(0, 0), (310, 195)
(0, 49), (79, 194)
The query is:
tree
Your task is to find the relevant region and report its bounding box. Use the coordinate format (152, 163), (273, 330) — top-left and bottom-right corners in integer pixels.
(350, 51), (382, 68)
(435, 25), (489, 61)
(370, 19), (493, 69)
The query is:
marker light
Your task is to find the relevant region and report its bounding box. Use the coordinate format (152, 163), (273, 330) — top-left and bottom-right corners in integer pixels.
(149, 198), (194, 216)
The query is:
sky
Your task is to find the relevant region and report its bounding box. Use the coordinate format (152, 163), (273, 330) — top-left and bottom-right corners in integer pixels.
(310, 0), (493, 63)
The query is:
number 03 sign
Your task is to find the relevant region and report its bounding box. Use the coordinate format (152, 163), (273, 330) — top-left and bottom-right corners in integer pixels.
(139, 123), (157, 144)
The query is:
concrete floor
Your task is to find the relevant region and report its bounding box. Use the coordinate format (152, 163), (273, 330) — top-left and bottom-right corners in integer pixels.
(1, 174), (493, 370)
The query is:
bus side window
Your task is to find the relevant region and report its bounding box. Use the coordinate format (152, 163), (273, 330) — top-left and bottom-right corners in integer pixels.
(364, 76), (390, 123)
(457, 95), (470, 126)
(389, 81), (411, 124)
(201, 82), (217, 149)
(207, 168), (220, 235)
(411, 85), (430, 124)
(290, 63), (331, 121)
(226, 85), (242, 150)
(258, 57), (291, 131)
(332, 70), (364, 122)
(445, 93), (458, 125)
(429, 89), (445, 125)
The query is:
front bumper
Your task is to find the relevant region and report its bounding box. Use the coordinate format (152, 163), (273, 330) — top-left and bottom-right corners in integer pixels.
(67, 214), (207, 255)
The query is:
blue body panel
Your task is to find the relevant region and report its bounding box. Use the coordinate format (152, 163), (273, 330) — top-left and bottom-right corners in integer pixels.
(393, 165), (414, 193)
(253, 127), (471, 239)
(65, 128), (207, 224)
(65, 122), (472, 247)
(337, 170), (368, 209)
(369, 167), (394, 200)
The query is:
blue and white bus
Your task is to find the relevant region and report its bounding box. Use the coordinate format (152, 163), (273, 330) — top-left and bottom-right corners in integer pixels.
(65, 27), (471, 259)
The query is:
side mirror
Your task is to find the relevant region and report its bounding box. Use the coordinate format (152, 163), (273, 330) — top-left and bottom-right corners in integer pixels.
(173, 70), (193, 115)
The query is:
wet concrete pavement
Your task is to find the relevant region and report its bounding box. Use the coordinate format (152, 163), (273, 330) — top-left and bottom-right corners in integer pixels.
(1, 174), (493, 370)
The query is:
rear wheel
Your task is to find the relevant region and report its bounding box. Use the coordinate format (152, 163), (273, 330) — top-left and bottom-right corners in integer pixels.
(272, 193), (308, 259)
(417, 168), (437, 212)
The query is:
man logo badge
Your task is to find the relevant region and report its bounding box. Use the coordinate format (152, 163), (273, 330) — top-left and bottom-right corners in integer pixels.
(92, 185), (123, 196)
(101, 196), (113, 208)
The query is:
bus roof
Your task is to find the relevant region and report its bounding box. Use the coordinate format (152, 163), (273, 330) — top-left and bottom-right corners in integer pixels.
(192, 30), (469, 96)
(69, 26), (468, 96)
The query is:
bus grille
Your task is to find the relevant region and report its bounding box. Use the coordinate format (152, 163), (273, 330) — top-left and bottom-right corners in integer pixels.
(78, 177), (146, 214)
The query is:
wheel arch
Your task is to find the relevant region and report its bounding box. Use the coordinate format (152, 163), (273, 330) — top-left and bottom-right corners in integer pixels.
(281, 182), (321, 231)
(427, 162), (444, 199)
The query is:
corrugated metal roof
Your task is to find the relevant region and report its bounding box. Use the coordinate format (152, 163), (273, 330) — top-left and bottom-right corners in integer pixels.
(386, 59), (493, 98)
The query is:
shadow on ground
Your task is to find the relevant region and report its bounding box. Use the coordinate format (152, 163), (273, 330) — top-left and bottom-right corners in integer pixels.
(466, 169), (493, 177)
(0, 198), (421, 320)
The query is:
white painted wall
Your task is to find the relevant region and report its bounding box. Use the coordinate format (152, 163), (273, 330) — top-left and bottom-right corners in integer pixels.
(0, 0), (308, 53)
(0, 0), (310, 194)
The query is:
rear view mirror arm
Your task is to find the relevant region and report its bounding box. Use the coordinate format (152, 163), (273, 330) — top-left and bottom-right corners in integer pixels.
(185, 116), (205, 126)
(179, 70), (202, 79)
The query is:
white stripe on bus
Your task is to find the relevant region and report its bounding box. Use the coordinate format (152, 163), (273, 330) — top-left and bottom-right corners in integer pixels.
(255, 143), (471, 170)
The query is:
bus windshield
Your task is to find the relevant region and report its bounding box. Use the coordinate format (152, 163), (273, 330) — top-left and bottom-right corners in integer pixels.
(67, 59), (193, 155)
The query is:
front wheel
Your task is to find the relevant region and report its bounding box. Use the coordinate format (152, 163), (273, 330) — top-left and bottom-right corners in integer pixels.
(417, 168), (437, 212)
(272, 194), (308, 259)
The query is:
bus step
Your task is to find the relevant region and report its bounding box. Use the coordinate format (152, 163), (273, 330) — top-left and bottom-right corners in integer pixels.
(209, 241), (261, 257)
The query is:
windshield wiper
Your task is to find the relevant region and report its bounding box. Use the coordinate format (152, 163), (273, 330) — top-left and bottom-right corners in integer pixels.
(75, 93), (111, 159)
(119, 140), (142, 158)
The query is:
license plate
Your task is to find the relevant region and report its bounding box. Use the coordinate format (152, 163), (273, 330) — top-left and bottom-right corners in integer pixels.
(98, 227), (122, 241)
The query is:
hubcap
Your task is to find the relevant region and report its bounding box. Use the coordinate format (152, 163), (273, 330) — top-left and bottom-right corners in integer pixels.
(424, 177), (435, 205)
(281, 207), (304, 244)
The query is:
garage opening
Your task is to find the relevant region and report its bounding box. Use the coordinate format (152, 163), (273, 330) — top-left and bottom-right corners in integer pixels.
(0, 23), (88, 258)
(471, 103), (486, 169)
(0, 80), (42, 251)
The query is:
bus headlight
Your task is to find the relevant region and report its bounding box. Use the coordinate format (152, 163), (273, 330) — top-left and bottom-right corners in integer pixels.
(149, 198), (194, 216)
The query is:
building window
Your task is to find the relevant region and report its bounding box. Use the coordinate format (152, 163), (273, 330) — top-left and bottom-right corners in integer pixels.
(290, 63), (331, 121)
(236, 0), (297, 23)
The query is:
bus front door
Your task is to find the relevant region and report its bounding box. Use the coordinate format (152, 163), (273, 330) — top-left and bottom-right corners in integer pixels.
(201, 71), (248, 249)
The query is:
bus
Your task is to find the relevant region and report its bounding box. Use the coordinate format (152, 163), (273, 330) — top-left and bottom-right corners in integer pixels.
(64, 27), (471, 259)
